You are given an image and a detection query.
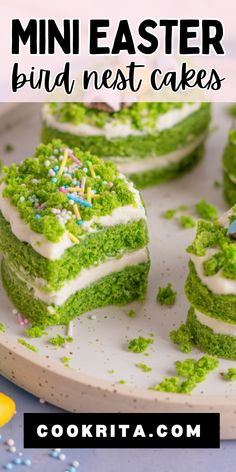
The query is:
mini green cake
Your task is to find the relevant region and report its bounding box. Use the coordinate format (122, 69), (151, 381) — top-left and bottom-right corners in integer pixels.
(41, 102), (211, 189)
(223, 129), (236, 206)
(172, 207), (236, 360)
(0, 140), (150, 327)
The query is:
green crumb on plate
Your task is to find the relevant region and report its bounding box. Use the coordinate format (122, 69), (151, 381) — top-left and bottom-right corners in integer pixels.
(128, 336), (154, 354)
(5, 144), (14, 153)
(178, 205), (188, 212)
(157, 283), (177, 306)
(61, 356), (71, 367)
(169, 323), (193, 353)
(225, 368), (236, 381)
(151, 356), (219, 394)
(128, 309), (136, 319)
(49, 334), (66, 346)
(213, 180), (221, 188)
(136, 363), (152, 373)
(119, 380), (126, 384)
(179, 215), (195, 229)
(25, 326), (48, 338)
(162, 209), (177, 219)
(195, 199), (218, 221)
(17, 338), (38, 352)
(108, 369), (115, 374)
(0, 323), (5, 332)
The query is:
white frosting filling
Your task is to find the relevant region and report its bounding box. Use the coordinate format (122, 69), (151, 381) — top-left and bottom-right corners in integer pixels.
(195, 309), (236, 337)
(0, 178), (145, 261)
(190, 249), (236, 296)
(42, 103), (200, 140)
(106, 134), (205, 175)
(13, 248), (148, 306)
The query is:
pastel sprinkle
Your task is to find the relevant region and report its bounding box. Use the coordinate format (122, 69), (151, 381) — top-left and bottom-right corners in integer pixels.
(66, 194), (92, 208)
(4, 464), (13, 470)
(68, 187), (83, 193)
(50, 451), (59, 458)
(23, 459), (32, 466)
(58, 149), (68, 176)
(35, 214), (41, 220)
(59, 453), (66, 461)
(77, 219), (83, 225)
(83, 167), (88, 173)
(59, 187), (69, 194)
(68, 232), (80, 244)
(19, 196), (25, 202)
(73, 204), (81, 220)
(81, 176), (86, 191)
(88, 161), (96, 179)
(53, 165), (59, 172)
(9, 446), (16, 453)
(45, 160), (50, 167)
(72, 461), (80, 468)
(14, 457), (22, 465)
(87, 187), (92, 204)
(69, 467), (76, 472)
(48, 169), (55, 177)
(6, 439), (15, 446)
(51, 177), (57, 183)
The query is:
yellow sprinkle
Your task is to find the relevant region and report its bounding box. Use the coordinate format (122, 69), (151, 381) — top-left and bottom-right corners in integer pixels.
(68, 232), (80, 244)
(84, 193), (100, 199)
(87, 187), (92, 204)
(67, 187), (83, 192)
(88, 162), (96, 179)
(73, 204), (81, 220)
(58, 149), (68, 176)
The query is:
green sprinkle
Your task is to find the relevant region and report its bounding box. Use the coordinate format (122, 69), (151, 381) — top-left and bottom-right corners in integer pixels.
(136, 363), (152, 373)
(0, 323), (5, 333)
(225, 368), (236, 381)
(25, 326), (48, 338)
(119, 380), (126, 384)
(5, 143), (14, 153)
(128, 309), (136, 319)
(49, 334), (66, 346)
(179, 215), (196, 229)
(17, 338), (38, 352)
(128, 336), (153, 354)
(152, 356), (218, 394)
(162, 209), (177, 219)
(157, 283), (177, 306)
(195, 199), (218, 221)
(169, 324), (193, 353)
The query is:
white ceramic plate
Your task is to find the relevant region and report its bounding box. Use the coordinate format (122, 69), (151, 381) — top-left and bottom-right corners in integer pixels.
(0, 103), (236, 439)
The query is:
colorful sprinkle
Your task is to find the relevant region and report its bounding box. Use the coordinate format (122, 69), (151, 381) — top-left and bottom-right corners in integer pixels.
(88, 161), (96, 179)
(73, 204), (81, 220)
(53, 165), (59, 172)
(72, 461), (80, 468)
(14, 457), (22, 465)
(77, 219), (84, 225)
(9, 446), (16, 453)
(59, 453), (66, 461)
(67, 232), (80, 244)
(23, 459), (32, 466)
(87, 187), (92, 204)
(35, 214), (41, 220)
(6, 439), (15, 447)
(48, 169), (56, 177)
(58, 149), (68, 176)
(4, 463), (13, 470)
(45, 160), (50, 167)
(50, 451), (59, 458)
(51, 177), (57, 183)
(66, 194), (92, 208)
(81, 176), (86, 191)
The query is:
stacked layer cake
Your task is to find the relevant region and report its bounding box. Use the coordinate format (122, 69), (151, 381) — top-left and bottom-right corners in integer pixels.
(41, 102), (211, 189)
(223, 129), (236, 206)
(0, 140), (150, 327)
(184, 207), (236, 359)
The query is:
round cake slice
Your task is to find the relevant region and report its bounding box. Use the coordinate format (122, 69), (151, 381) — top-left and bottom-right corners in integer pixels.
(223, 129), (236, 206)
(0, 140), (150, 327)
(176, 207), (236, 359)
(41, 101), (211, 189)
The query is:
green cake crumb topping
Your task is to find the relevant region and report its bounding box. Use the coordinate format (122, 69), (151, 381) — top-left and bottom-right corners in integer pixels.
(48, 102), (187, 133)
(108, 369), (115, 374)
(179, 215), (196, 229)
(61, 356), (71, 367)
(128, 336), (153, 353)
(157, 283), (177, 306)
(17, 338), (38, 352)
(187, 215), (236, 279)
(119, 379), (126, 384)
(152, 356), (218, 394)
(162, 209), (177, 219)
(225, 368), (236, 381)
(136, 363), (152, 373)
(128, 309), (136, 319)
(213, 180), (221, 188)
(195, 199), (218, 221)
(25, 326), (48, 338)
(5, 144), (14, 153)
(0, 323), (5, 332)
(1, 139), (138, 243)
(169, 323), (193, 353)
(49, 334), (73, 346)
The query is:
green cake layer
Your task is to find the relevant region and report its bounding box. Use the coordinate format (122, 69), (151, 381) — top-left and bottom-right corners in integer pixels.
(185, 260), (236, 323)
(223, 129), (236, 205)
(224, 172), (236, 206)
(128, 144), (204, 189)
(1, 258), (150, 327)
(186, 308), (236, 360)
(0, 211), (148, 291)
(41, 104), (210, 160)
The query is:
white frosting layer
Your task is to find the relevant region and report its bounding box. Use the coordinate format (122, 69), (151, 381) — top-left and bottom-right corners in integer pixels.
(13, 248), (148, 306)
(0, 179), (145, 261)
(42, 103), (200, 140)
(190, 249), (236, 295)
(195, 309), (236, 337)
(107, 134), (205, 175)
